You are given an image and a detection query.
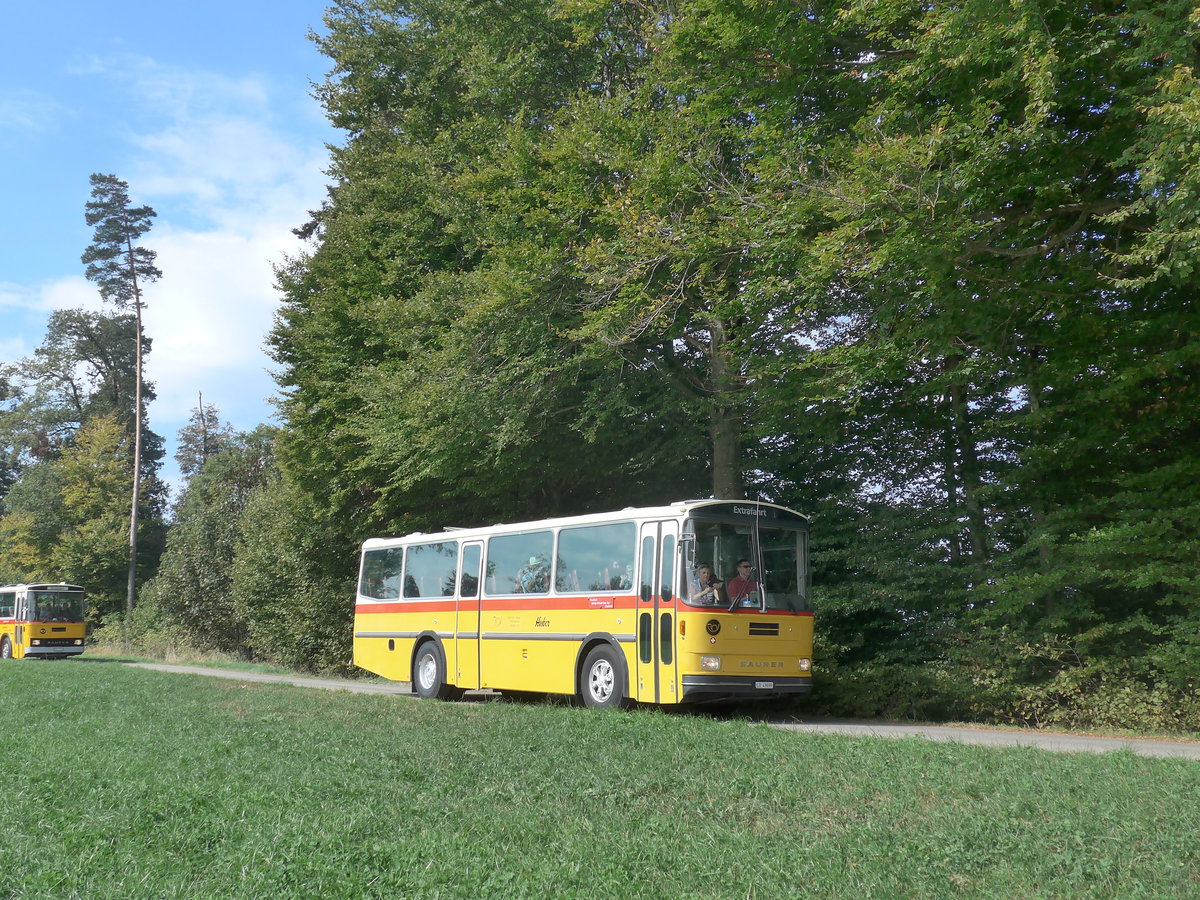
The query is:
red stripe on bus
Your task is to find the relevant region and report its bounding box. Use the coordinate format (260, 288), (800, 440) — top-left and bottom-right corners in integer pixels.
(356, 595), (639, 615)
(355, 599), (813, 616)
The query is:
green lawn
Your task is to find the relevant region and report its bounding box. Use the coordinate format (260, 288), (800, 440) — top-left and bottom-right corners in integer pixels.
(2, 660), (1197, 899)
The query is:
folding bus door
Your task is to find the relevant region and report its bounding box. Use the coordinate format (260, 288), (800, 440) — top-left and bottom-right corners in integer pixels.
(14, 593), (27, 659)
(455, 541), (483, 690)
(635, 521), (680, 704)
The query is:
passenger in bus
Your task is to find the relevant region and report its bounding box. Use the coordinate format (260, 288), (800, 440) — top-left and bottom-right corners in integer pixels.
(727, 560), (760, 606)
(518, 556), (549, 593)
(690, 564), (723, 605)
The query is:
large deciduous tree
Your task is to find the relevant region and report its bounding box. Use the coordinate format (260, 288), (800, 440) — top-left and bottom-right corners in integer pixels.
(268, 0), (1200, 727)
(273, 0), (707, 537)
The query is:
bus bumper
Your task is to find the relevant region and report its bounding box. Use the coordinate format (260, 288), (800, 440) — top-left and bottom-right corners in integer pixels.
(681, 674), (812, 703)
(23, 646), (85, 658)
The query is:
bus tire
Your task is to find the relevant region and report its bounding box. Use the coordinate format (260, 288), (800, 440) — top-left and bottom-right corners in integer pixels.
(580, 645), (628, 710)
(0, 637), (11, 660)
(412, 641), (460, 701)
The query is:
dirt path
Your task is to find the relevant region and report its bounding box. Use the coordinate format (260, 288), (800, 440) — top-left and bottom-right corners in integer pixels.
(127, 662), (1200, 761)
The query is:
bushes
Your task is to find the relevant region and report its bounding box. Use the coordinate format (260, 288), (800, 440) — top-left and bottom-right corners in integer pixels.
(806, 625), (1200, 736)
(229, 476), (356, 675)
(954, 627), (1200, 734)
(138, 428), (357, 674)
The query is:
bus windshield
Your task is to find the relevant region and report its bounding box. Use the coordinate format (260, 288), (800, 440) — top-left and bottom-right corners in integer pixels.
(31, 590), (85, 622)
(683, 517), (808, 612)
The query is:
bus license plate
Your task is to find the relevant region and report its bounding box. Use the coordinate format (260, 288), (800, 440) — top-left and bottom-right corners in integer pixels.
(755, 681), (774, 690)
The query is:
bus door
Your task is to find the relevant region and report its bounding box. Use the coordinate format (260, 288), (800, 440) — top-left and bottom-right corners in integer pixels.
(635, 521), (679, 704)
(456, 541), (483, 690)
(14, 592), (26, 659)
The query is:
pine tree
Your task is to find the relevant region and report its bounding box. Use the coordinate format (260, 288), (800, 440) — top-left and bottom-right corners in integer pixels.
(175, 394), (235, 480)
(81, 173), (161, 615)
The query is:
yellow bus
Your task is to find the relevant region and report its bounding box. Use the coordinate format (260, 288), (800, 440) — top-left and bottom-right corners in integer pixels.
(0, 583), (87, 660)
(354, 500), (812, 707)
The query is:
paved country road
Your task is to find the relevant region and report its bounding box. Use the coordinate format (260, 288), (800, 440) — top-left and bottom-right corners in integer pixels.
(128, 662), (1200, 761)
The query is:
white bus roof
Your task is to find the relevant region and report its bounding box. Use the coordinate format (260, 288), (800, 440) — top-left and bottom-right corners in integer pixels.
(0, 583), (84, 592)
(361, 499), (809, 549)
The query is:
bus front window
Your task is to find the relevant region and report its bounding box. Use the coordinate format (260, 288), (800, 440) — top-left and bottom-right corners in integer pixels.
(32, 592), (85, 622)
(683, 519), (808, 612)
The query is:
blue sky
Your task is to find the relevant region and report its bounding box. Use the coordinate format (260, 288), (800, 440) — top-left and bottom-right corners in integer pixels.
(1, 2), (338, 493)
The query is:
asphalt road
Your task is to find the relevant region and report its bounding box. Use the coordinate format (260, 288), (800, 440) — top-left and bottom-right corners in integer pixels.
(128, 662), (1200, 761)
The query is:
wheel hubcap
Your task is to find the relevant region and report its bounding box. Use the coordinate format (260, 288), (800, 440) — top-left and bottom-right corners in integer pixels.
(589, 660), (614, 702)
(417, 653), (436, 690)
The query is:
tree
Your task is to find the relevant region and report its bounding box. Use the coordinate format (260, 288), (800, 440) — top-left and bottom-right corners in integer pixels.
(147, 426), (277, 652)
(273, 0), (706, 537)
(81, 173), (161, 616)
(745, 0), (1200, 725)
(0, 415), (140, 617)
(229, 471), (357, 673)
(175, 394), (235, 481)
(0, 309), (161, 464)
(265, 0), (1200, 728)
(50, 414), (138, 616)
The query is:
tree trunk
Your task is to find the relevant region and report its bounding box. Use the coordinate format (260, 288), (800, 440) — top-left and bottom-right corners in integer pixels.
(948, 378), (988, 562)
(126, 247), (144, 616)
(942, 355), (988, 562)
(708, 318), (745, 500)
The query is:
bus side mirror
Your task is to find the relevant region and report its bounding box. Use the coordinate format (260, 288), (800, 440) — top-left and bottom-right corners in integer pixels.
(679, 533), (695, 566)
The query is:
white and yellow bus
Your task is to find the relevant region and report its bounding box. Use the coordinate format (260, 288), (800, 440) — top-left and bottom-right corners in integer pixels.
(0, 583), (87, 660)
(354, 500), (812, 707)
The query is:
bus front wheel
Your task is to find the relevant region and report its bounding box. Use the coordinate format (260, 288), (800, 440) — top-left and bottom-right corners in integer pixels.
(412, 642), (461, 701)
(0, 637), (12, 660)
(580, 645), (628, 710)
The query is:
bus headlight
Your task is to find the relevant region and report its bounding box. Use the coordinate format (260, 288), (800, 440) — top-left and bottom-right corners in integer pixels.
(74, 639), (83, 646)
(31, 639), (42, 646)
(798, 658), (812, 673)
(700, 656), (720, 671)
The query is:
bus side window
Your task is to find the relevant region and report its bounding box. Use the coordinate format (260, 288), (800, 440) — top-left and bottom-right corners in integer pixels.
(485, 532), (553, 595)
(660, 535), (675, 603)
(556, 522), (635, 593)
(361, 548), (403, 600)
(405, 540), (460, 599)
(460, 545), (481, 598)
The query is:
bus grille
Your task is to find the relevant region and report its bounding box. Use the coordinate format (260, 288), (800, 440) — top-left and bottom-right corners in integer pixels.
(749, 622), (779, 636)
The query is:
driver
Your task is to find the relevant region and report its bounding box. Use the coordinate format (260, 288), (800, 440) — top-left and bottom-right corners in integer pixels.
(727, 560), (760, 606)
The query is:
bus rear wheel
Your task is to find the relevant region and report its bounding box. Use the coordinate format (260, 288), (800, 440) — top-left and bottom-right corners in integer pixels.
(580, 645), (628, 710)
(0, 637), (12, 660)
(412, 642), (461, 701)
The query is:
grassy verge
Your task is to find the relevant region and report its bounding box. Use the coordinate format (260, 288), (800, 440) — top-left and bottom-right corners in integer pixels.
(2, 660), (1198, 899)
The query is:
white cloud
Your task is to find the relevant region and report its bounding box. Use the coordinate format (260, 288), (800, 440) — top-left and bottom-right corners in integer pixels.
(81, 56), (330, 420)
(69, 53), (272, 118)
(0, 336), (30, 366)
(0, 276), (101, 314)
(0, 89), (66, 135)
(9, 52), (333, 497)
(142, 224), (291, 427)
(37, 276), (103, 313)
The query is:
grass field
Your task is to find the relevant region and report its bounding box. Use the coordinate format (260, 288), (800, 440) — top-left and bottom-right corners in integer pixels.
(2, 661), (1198, 899)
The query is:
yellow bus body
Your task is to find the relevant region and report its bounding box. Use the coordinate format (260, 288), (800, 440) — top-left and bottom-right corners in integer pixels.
(354, 600), (814, 704)
(0, 583), (87, 660)
(354, 501), (813, 706)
